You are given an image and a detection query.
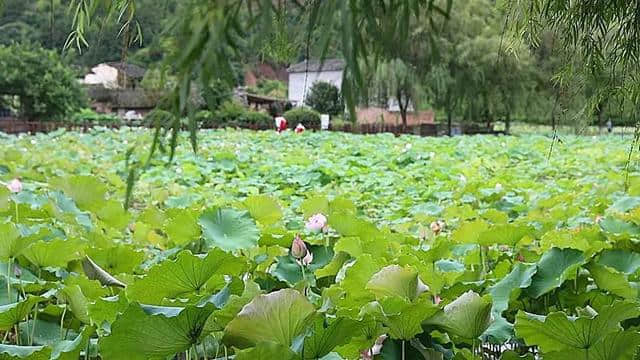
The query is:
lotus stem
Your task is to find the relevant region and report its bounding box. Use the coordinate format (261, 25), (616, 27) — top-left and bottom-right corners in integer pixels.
(60, 306), (67, 340)
(6, 258), (12, 303)
(30, 305), (38, 346)
(14, 324), (19, 345)
(402, 340), (406, 360)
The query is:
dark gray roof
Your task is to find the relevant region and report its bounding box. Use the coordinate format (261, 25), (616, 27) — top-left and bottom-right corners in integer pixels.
(105, 62), (147, 79)
(287, 59), (345, 73)
(86, 85), (158, 109)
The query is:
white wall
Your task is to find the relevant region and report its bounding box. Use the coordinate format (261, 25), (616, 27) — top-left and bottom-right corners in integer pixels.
(288, 70), (343, 106)
(82, 64), (119, 89)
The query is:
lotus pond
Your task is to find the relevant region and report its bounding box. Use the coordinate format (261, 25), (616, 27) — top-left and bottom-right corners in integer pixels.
(1, 128), (640, 359)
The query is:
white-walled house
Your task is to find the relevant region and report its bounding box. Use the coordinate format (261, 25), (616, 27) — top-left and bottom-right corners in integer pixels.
(287, 59), (344, 106)
(82, 62), (146, 89)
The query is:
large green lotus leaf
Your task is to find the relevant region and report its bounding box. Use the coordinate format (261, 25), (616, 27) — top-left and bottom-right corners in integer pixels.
(328, 215), (380, 239)
(51, 325), (94, 360)
(223, 289), (316, 349)
(329, 255), (381, 316)
(85, 245), (144, 274)
(484, 263), (537, 343)
(54, 175), (107, 211)
(597, 249), (640, 274)
(599, 217), (640, 236)
(333, 237), (363, 257)
(203, 279), (262, 332)
(0, 223), (31, 261)
(163, 208), (201, 245)
(0, 296), (42, 330)
(244, 195), (283, 226)
(88, 295), (129, 328)
(315, 252), (350, 279)
(22, 238), (84, 268)
(586, 262), (637, 299)
(303, 317), (361, 359)
(543, 330), (640, 360)
(525, 248), (585, 298)
(95, 199), (130, 230)
(198, 208), (260, 252)
(235, 342), (300, 360)
(451, 219), (490, 244)
(139, 207), (167, 228)
(58, 285), (91, 324)
(0, 345), (50, 360)
(127, 249), (246, 304)
(366, 265), (427, 301)
(0, 187), (9, 212)
(127, 249), (247, 304)
(99, 302), (216, 360)
(514, 301), (640, 353)
(610, 196), (640, 212)
(423, 291), (492, 340)
(489, 263), (537, 316)
(272, 245), (334, 285)
(300, 196), (330, 218)
(477, 224), (533, 246)
(378, 297), (439, 340)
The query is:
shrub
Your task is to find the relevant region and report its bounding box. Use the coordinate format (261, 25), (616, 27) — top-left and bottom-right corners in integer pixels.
(283, 107), (321, 129)
(206, 101), (273, 128)
(305, 81), (344, 116)
(241, 111), (272, 127)
(215, 101), (246, 126)
(0, 43), (86, 121)
(70, 109), (121, 125)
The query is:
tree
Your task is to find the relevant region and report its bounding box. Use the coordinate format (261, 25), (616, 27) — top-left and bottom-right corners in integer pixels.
(0, 43), (86, 120)
(305, 81), (344, 116)
(373, 59), (420, 129)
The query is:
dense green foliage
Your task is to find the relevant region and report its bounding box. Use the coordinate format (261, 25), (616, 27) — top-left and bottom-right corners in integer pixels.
(305, 82), (344, 117)
(197, 101), (272, 128)
(283, 107), (321, 129)
(1, 129), (640, 358)
(0, 43), (85, 120)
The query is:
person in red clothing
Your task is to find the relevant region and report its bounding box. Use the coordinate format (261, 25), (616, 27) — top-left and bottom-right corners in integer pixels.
(275, 117), (287, 133)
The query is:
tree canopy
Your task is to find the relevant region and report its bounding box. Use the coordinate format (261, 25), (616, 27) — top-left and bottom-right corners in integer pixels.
(0, 42), (85, 120)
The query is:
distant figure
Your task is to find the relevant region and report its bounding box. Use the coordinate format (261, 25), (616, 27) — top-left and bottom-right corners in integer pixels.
(607, 119), (613, 134)
(295, 123), (306, 133)
(275, 117), (287, 133)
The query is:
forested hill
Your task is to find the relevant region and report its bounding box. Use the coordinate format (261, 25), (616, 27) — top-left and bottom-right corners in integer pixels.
(0, 0), (175, 69)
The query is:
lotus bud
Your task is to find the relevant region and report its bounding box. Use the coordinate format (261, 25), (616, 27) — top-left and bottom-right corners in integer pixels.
(434, 294), (442, 305)
(306, 213), (328, 233)
(291, 234), (308, 259)
(295, 123), (306, 133)
(430, 220), (445, 235)
(6, 178), (22, 193)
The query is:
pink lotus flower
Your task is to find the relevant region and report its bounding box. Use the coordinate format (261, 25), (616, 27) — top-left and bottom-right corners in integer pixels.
(291, 234), (308, 259)
(430, 220), (445, 235)
(434, 295), (442, 305)
(295, 123), (306, 133)
(6, 178), (22, 193)
(361, 334), (388, 359)
(298, 251), (314, 266)
(306, 213), (328, 233)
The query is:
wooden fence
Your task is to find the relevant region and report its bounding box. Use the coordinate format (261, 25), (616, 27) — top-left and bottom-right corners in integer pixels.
(0, 117), (504, 137)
